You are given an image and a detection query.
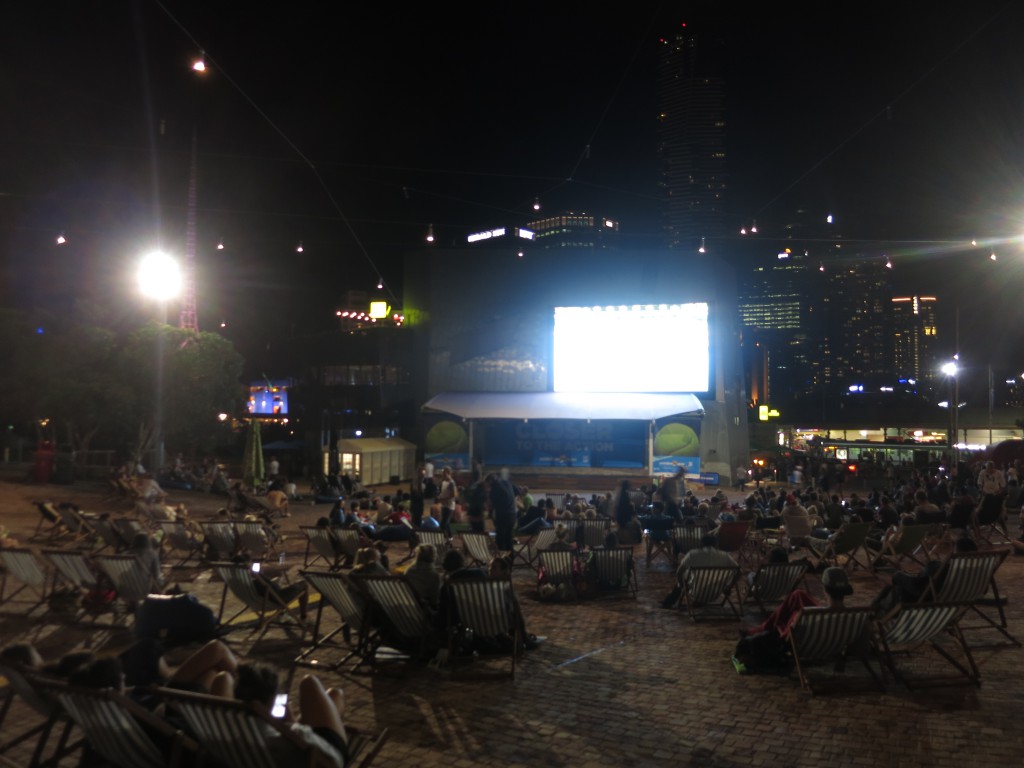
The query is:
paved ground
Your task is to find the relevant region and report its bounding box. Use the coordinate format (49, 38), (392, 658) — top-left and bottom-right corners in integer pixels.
(1, 471), (1023, 767)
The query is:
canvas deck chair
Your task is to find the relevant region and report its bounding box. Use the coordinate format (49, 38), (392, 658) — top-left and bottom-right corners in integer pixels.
(200, 521), (239, 561)
(93, 553), (158, 616)
(784, 606), (881, 694)
(671, 525), (704, 568)
(742, 561), (809, 615)
(713, 521), (753, 567)
(41, 548), (112, 623)
(300, 525), (346, 570)
(445, 577), (522, 678)
(972, 503), (1013, 545)
(0, 546), (51, 615)
(297, 570), (376, 671)
(526, 527), (559, 571)
(643, 517), (674, 568)
(923, 549), (1020, 648)
(461, 531), (496, 567)
(537, 548), (577, 601)
(212, 562), (309, 640)
(158, 520), (205, 567)
(0, 665), (83, 768)
(30, 501), (67, 542)
(678, 564), (742, 621)
(590, 546), (637, 598)
(867, 523), (932, 572)
(416, 529), (452, 560)
(52, 503), (98, 545)
(89, 516), (132, 553)
(807, 520), (874, 572)
(234, 520), (280, 562)
(580, 517), (613, 549)
(153, 686), (389, 768)
(355, 574), (440, 664)
(39, 678), (203, 768)
(873, 602), (978, 689)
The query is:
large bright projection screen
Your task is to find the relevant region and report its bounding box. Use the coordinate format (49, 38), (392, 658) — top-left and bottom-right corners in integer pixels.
(553, 304), (710, 393)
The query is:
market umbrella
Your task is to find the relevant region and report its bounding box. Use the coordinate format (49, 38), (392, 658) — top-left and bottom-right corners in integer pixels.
(242, 418), (265, 490)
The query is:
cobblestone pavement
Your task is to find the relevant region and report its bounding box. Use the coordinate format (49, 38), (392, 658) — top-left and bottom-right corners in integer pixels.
(1, 473), (1022, 767)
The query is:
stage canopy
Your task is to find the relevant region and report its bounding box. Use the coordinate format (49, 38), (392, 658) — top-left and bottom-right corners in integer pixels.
(421, 392), (704, 421)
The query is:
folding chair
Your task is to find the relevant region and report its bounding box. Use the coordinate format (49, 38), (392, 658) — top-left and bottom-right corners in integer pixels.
(38, 678), (203, 768)
(807, 520), (874, 572)
(234, 520), (280, 562)
(93, 553), (158, 616)
(643, 518), (675, 568)
(158, 520), (205, 567)
(300, 525), (346, 569)
(461, 531), (496, 567)
(0, 665), (84, 768)
(780, 510), (815, 551)
(52, 503), (99, 545)
(526, 528), (559, 572)
(590, 546), (637, 598)
(41, 548), (112, 623)
(922, 549), (1020, 648)
(742, 561), (809, 615)
(212, 562), (309, 641)
(866, 524), (932, 572)
(580, 517), (613, 549)
(972, 503), (1013, 545)
(87, 516), (126, 553)
(784, 606), (881, 694)
(416, 529), (453, 559)
(297, 570), (376, 671)
(678, 564), (742, 621)
(873, 602), (979, 689)
(445, 576), (522, 678)
(30, 501), (67, 542)
(0, 546), (51, 615)
(537, 549), (577, 601)
(712, 521), (753, 567)
(671, 525), (704, 568)
(354, 574), (440, 664)
(200, 521), (239, 561)
(153, 686), (389, 768)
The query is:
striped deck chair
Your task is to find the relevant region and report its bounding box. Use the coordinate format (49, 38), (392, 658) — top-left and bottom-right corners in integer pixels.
(742, 561), (809, 615)
(590, 546), (637, 598)
(212, 562), (309, 640)
(93, 553), (158, 616)
(807, 520), (874, 572)
(200, 521), (239, 561)
(580, 517), (613, 549)
(234, 520), (279, 562)
(679, 565), (742, 621)
(526, 527), (559, 572)
(152, 687), (389, 768)
(445, 577), (522, 678)
(0, 665), (84, 767)
(923, 549), (1019, 647)
(299, 525), (345, 569)
(784, 606), (881, 694)
(416, 529), (452, 560)
(866, 524), (932, 572)
(0, 547), (51, 614)
(334, 528), (362, 566)
(52, 504), (99, 545)
(461, 531), (496, 567)
(873, 602), (978, 689)
(354, 574), (439, 663)
(88, 516), (126, 553)
(712, 521), (754, 568)
(671, 525), (704, 568)
(297, 570), (376, 671)
(39, 678), (203, 768)
(42, 548), (111, 623)
(158, 520), (205, 567)
(538, 548), (578, 601)
(643, 518), (674, 568)
(31, 501), (67, 541)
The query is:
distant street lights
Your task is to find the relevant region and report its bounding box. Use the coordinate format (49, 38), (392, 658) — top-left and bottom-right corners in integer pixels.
(137, 251), (182, 473)
(941, 359), (959, 467)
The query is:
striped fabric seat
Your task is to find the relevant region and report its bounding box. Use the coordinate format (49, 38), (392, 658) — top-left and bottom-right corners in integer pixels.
(461, 531), (496, 566)
(785, 606), (880, 693)
(446, 577), (520, 678)
(580, 518), (613, 549)
(680, 565), (741, 621)
(416, 530), (452, 558)
(538, 549), (577, 598)
(590, 546), (637, 598)
(300, 525), (345, 569)
(93, 553), (156, 614)
(153, 687), (388, 768)
(527, 528), (559, 571)
(743, 562), (808, 614)
(159, 520), (205, 567)
(298, 570), (373, 670)
(873, 602), (977, 688)
(355, 575), (437, 662)
(41, 548), (107, 622)
(671, 526), (704, 567)
(925, 550), (1018, 647)
(45, 680), (200, 768)
(235, 521), (279, 561)
(0, 547), (50, 613)
(213, 562), (307, 639)
(0, 665), (83, 766)
(807, 521), (874, 572)
(200, 522), (239, 561)
(867, 524), (932, 572)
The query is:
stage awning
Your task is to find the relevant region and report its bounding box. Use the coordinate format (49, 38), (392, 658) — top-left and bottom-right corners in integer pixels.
(421, 392), (704, 421)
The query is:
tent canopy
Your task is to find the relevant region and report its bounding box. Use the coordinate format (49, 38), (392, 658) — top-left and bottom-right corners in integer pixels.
(421, 392), (704, 421)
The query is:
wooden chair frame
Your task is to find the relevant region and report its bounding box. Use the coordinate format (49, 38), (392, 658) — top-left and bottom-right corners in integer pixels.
(678, 565), (742, 621)
(784, 606), (882, 694)
(873, 602), (979, 689)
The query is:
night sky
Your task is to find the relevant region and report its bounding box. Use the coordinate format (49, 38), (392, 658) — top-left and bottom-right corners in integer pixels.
(3, 2), (1024, 371)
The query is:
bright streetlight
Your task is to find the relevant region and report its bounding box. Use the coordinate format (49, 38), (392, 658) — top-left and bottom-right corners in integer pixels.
(137, 250), (181, 473)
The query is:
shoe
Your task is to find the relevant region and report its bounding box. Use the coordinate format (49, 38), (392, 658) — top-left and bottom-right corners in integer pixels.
(524, 634), (546, 650)
(732, 656), (749, 674)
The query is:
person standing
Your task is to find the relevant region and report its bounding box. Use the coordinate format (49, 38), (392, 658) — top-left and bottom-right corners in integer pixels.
(437, 467), (459, 536)
(486, 470), (518, 553)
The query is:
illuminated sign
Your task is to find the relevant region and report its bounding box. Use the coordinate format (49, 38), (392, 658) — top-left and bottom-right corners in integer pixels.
(515, 228), (535, 240)
(369, 301), (390, 319)
(467, 227), (507, 243)
(758, 405), (781, 421)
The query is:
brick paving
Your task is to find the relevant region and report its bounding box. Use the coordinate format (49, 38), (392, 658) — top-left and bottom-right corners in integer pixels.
(1, 472), (1022, 767)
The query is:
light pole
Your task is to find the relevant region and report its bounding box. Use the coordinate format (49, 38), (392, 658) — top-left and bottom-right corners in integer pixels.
(137, 250), (182, 473)
(941, 360), (959, 471)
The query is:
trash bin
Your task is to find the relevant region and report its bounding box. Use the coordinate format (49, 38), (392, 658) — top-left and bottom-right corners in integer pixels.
(33, 440), (55, 483)
(54, 448), (76, 484)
